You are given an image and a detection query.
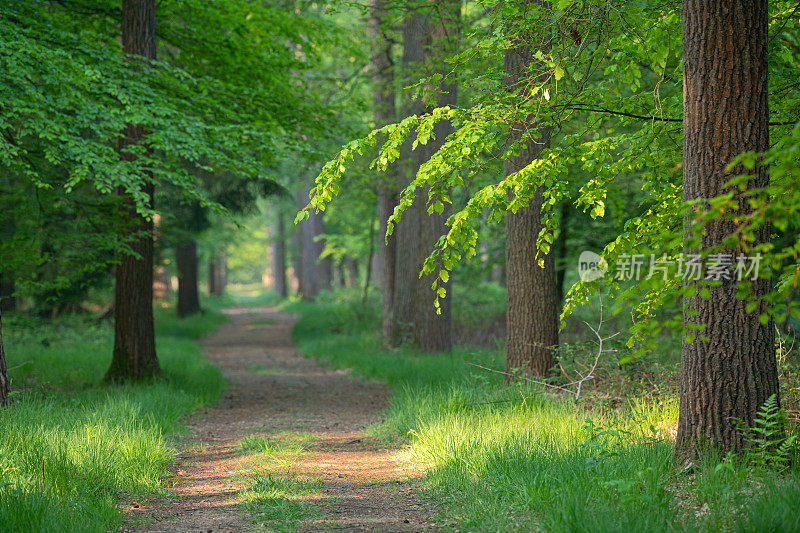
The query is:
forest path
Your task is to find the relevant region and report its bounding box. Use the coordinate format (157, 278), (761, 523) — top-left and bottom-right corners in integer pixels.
(123, 306), (440, 532)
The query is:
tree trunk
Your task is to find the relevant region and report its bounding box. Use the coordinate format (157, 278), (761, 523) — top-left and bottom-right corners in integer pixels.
(503, 3), (559, 378)
(346, 257), (359, 288)
(412, 0), (460, 353)
(105, 0), (161, 382)
(391, 12), (427, 346)
(676, 0), (777, 457)
(370, 0), (398, 340)
(271, 203), (288, 298)
(176, 240), (201, 317)
(296, 188), (319, 300)
(0, 274), (14, 313)
(208, 256), (218, 296)
(312, 210), (331, 291)
(218, 252), (227, 294)
(0, 306), (9, 406)
(555, 202), (570, 304)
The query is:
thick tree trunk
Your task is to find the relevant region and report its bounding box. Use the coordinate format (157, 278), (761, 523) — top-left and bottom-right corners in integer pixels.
(391, 12), (427, 346)
(105, 0), (161, 381)
(412, 0), (460, 353)
(176, 240), (201, 317)
(0, 307), (9, 406)
(370, 0), (398, 340)
(676, 0), (777, 457)
(271, 204), (288, 298)
(503, 2), (559, 378)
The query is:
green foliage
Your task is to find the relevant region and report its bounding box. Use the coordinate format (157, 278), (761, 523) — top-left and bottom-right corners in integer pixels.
(0, 307), (226, 531)
(240, 475), (323, 531)
(732, 394), (797, 473)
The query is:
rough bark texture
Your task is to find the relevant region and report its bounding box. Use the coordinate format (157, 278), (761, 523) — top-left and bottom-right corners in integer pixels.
(370, 0), (398, 341)
(412, 0), (460, 353)
(676, 0), (778, 457)
(176, 240), (201, 317)
(0, 307), (9, 406)
(105, 0), (161, 381)
(271, 204), (288, 298)
(391, 12), (427, 346)
(503, 2), (559, 378)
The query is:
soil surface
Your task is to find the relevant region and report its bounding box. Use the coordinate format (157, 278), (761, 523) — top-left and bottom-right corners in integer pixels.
(122, 306), (441, 532)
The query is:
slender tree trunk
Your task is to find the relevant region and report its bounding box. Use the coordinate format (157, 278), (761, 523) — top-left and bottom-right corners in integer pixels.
(370, 0), (399, 340)
(176, 240), (201, 317)
(208, 256), (218, 296)
(312, 210), (331, 291)
(218, 252), (227, 294)
(391, 12), (427, 346)
(271, 203), (288, 298)
(0, 306), (9, 406)
(105, 0), (161, 381)
(346, 257), (359, 288)
(412, 0), (460, 352)
(675, 0), (777, 457)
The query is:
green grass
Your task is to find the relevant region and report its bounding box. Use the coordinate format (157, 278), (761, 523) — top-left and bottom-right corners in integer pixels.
(286, 290), (800, 532)
(0, 305), (227, 532)
(240, 474), (323, 531)
(240, 435), (305, 458)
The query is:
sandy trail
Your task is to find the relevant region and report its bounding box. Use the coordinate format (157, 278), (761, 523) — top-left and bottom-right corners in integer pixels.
(123, 306), (440, 532)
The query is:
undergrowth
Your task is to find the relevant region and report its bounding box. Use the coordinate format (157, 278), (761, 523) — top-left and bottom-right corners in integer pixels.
(0, 301), (227, 532)
(286, 290), (800, 532)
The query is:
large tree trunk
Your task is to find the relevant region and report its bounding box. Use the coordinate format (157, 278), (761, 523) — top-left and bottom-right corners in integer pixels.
(176, 240), (201, 317)
(0, 307), (9, 406)
(105, 0), (161, 381)
(412, 0), (460, 353)
(503, 2), (559, 378)
(271, 203), (288, 298)
(675, 0), (777, 457)
(391, 12), (427, 346)
(370, 0), (398, 340)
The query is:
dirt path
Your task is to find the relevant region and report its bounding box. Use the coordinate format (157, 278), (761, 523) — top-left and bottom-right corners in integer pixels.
(123, 306), (441, 532)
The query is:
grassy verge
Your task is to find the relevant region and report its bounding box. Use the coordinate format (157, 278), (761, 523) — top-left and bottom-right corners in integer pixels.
(0, 302), (227, 532)
(286, 291), (800, 532)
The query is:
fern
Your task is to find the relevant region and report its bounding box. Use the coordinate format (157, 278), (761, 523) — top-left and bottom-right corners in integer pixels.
(733, 394), (796, 472)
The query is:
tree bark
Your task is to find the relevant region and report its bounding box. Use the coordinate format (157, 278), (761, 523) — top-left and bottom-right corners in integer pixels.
(105, 0), (161, 381)
(503, 2), (559, 378)
(412, 0), (460, 353)
(370, 0), (398, 340)
(391, 12), (427, 346)
(0, 306), (9, 406)
(176, 239), (201, 317)
(676, 0), (778, 457)
(271, 203), (288, 298)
